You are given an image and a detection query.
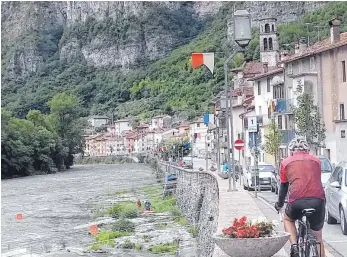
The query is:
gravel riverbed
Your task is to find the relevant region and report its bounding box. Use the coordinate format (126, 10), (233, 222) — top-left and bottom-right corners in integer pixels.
(1, 164), (197, 257)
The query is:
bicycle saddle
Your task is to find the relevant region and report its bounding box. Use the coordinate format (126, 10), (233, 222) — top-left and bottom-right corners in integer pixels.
(302, 208), (316, 216)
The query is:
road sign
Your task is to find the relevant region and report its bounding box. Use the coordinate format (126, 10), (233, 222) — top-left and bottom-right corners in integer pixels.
(234, 139), (245, 150)
(248, 117), (258, 132)
(16, 214), (23, 220)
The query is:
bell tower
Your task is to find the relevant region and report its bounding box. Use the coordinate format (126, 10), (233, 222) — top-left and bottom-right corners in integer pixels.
(259, 18), (280, 67)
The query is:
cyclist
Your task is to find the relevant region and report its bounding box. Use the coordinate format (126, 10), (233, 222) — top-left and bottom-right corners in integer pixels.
(274, 137), (326, 257)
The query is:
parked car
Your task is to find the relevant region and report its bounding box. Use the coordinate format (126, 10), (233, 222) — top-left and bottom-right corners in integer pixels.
(243, 162), (275, 191)
(182, 160), (193, 169)
(318, 155), (333, 187)
(325, 161), (347, 235)
(270, 167), (280, 194)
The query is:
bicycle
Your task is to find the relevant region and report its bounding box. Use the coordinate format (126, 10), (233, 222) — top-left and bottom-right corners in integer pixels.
(279, 205), (320, 257)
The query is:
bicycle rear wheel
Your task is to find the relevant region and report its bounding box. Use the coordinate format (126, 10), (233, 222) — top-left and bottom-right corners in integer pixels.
(305, 234), (319, 257)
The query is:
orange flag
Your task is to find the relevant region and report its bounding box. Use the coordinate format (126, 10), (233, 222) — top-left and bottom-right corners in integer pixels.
(89, 224), (98, 235)
(192, 53), (215, 74)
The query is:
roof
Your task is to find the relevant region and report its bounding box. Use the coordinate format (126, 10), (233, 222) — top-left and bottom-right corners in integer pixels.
(231, 62), (263, 77)
(190, 118), (204, 124)
(89, 115), (109, 119)
(152, 114), (171, 119)
(249, 67), (284, 81)
(179, 123), (190, 128)
(281, 32), (347, 63)
(136, 124), (150, 128)
(232, 87), (254, 97)
(115, 119), (130, 123)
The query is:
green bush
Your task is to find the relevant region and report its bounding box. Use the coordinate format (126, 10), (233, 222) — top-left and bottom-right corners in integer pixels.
(112, 219), (135, 233)
(122, 239), (135, 249)
(151, 243), (179, 255)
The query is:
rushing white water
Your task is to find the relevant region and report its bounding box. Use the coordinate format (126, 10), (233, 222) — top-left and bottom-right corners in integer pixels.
(1, 164), (161, 256)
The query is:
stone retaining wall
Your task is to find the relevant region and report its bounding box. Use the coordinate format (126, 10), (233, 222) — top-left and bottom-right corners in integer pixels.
(158, 162), (219, 257)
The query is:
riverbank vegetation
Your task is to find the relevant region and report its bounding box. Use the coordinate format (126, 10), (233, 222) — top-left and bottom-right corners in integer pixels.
(89, 185), (197, 255)
(1, 92), (85, 179)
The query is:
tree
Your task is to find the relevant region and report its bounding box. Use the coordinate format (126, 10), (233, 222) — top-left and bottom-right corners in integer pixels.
(292, 92), (326, 154)
(48, 93), (85, 169)
(263, 120), (283, 167)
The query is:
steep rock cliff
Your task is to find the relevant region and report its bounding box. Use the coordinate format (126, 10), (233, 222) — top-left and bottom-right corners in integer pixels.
(2, 1), (335, 118)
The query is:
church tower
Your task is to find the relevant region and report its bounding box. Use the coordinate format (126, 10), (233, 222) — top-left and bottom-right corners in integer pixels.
(259, 18), (280, 67)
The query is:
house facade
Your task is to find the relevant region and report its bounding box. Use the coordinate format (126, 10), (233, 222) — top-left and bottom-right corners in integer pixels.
(87, 116), (109, 128)
(281, 18), (347, 163)
(150, 115), (172, 130)
(114, 119), (132, 136)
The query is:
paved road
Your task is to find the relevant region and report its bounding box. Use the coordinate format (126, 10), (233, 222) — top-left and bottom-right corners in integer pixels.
(1, 164), (158, 256)
(250, 190), (347, 257)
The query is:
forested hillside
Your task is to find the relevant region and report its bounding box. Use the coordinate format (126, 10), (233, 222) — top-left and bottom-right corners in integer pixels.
(2, 1), (346, 121)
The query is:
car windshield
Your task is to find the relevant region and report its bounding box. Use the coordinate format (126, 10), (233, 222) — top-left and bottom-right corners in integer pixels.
(251, 165), (274, 172)
(319, 158), (332, 173)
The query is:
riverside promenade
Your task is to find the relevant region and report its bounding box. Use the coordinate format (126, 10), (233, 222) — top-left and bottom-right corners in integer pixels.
(192, 158), (337, 257)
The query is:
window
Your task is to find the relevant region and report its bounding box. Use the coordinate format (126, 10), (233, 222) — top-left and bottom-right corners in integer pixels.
(309, 57), (315, 70)
(265, 23), (270, 33)
(340, 103), (345, 120)
(197, 123), (200, 127)
(278, 115), (282, 129)
(298, 60), (303, 73)
(263, 38), (268, 51)
(273, 84), (284, 99)
(258, 106), (262, 115)
(257, 81), (261, 95)
(269, 38), (273, 50)
(331, 166), (342, 182)
(272, 24), (275, 32)
(342, 130), (346, 138)
(342, 61), (346, 82)
(267, 78), (271, 92)
(287, 63), (293, 75)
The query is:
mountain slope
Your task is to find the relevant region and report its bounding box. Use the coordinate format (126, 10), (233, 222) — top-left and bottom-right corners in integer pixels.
(3, 1), (344, 121)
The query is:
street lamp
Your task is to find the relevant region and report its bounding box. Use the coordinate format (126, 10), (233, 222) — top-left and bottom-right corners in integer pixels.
(224, 9), (252, 192)
(233, 10), (252, 48)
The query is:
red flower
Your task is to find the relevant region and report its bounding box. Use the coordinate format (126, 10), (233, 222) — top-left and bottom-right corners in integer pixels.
(222, 216), (264, 238)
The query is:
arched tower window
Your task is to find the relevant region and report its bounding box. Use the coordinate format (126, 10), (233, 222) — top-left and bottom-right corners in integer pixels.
(272, 24), (275, 31)
(265, 24), (270, 33)
(264, 38), (268, 51)
(269, 38), (273, 50)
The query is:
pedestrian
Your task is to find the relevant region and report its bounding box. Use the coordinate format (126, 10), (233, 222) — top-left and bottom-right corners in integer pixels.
(136, 199), (141, 209)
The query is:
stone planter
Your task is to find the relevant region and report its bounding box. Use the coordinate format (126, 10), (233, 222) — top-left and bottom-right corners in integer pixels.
(213, 232), (290, 257)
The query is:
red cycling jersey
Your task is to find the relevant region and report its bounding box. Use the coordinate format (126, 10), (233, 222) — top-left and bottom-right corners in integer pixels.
(280, 152), (325, 203)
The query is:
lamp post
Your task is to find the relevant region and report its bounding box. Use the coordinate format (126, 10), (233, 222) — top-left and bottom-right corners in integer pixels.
(225, 10), (252, 192)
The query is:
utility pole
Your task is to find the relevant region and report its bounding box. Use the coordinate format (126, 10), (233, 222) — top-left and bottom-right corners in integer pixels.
(224, 48), (246, 192)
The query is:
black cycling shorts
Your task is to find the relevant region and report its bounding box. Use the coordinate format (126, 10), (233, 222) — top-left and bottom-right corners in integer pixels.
(285, 198), (325, 231)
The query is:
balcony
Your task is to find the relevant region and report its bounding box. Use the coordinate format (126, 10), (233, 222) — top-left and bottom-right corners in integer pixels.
(281, 130), (295, 144)
(273, 99), (294, 113)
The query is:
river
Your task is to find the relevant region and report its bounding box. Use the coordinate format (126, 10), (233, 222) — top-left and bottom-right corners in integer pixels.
(1, 164), (166, 256)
